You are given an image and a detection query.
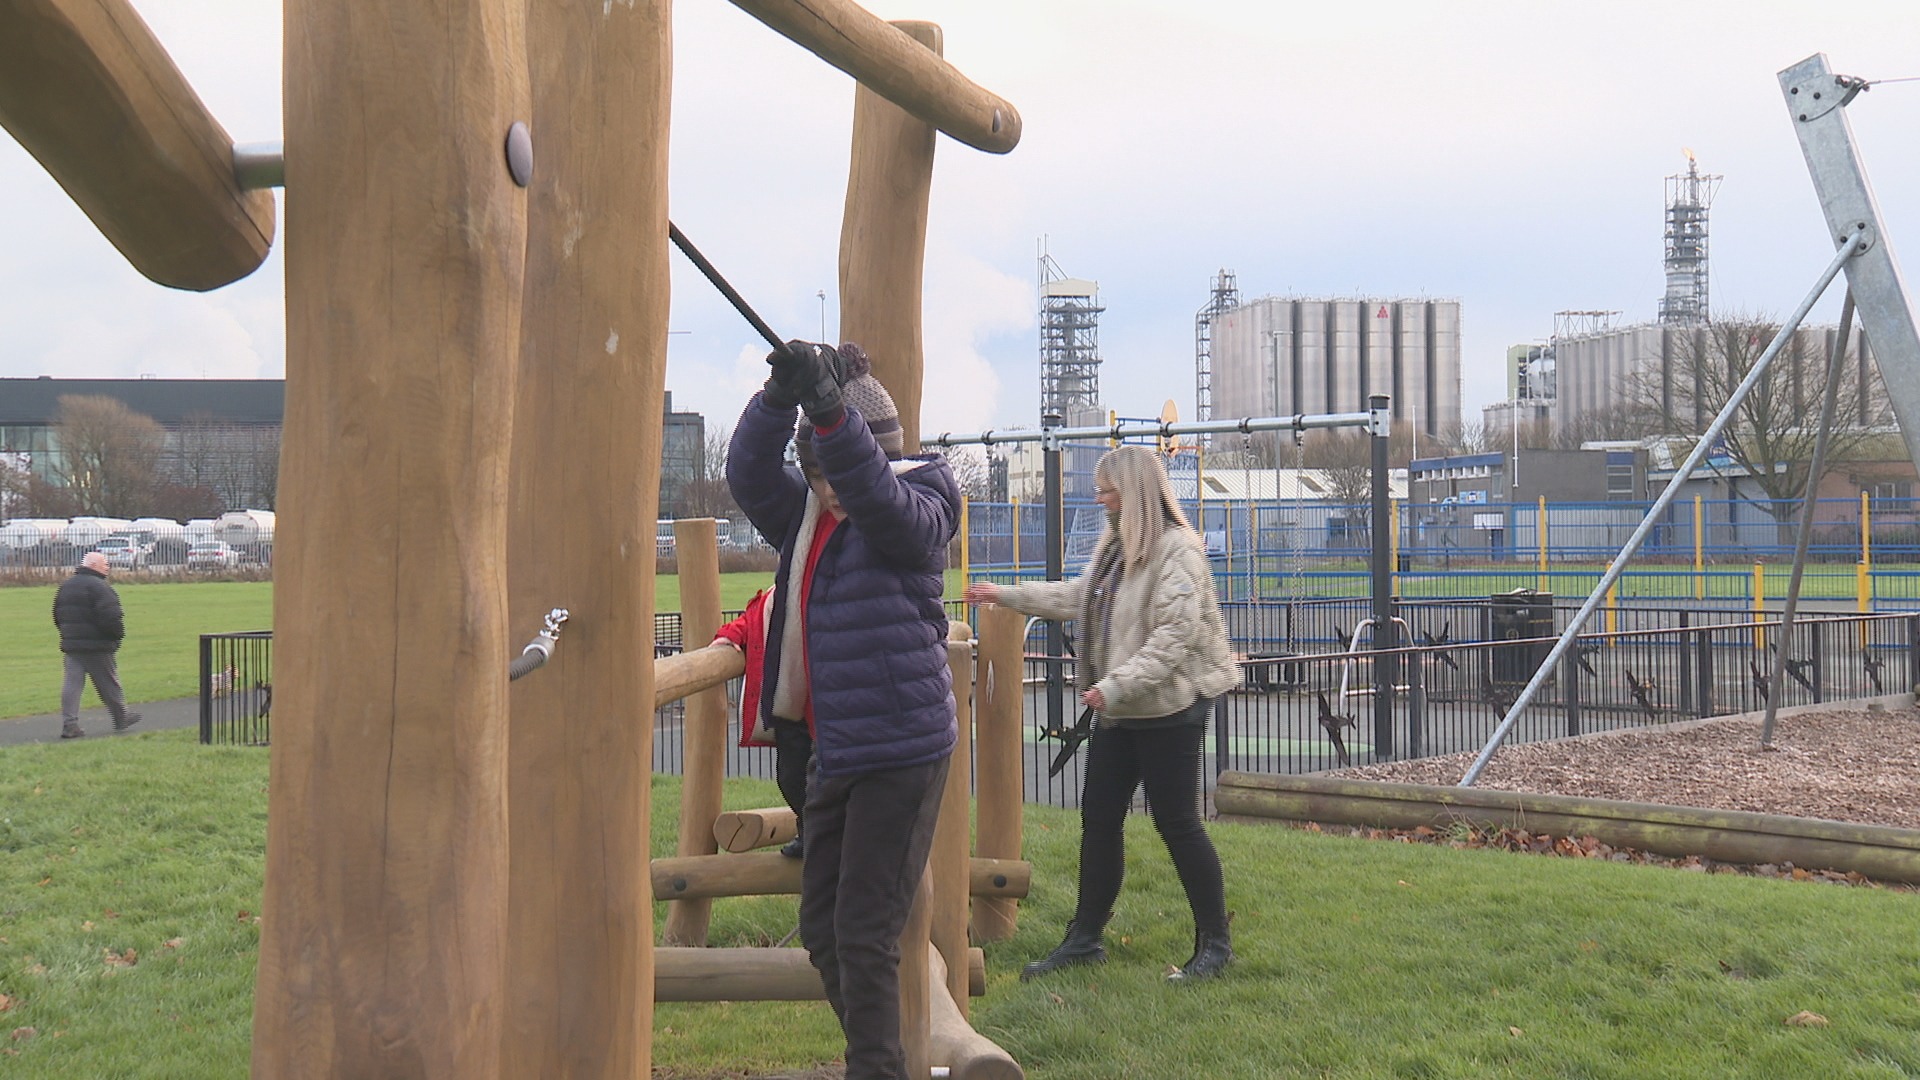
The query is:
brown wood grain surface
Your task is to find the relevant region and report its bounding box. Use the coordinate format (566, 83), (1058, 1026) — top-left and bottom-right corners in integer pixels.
(502, 0), (672, 1076)
(253, 0), (531, 1075)
(665, 518), (726, 946)
(838, 19), (939, 448)
(0, 0), (275, 289)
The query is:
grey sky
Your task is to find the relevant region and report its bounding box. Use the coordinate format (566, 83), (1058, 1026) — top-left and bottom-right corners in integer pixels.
(4, 1), (1918, 441)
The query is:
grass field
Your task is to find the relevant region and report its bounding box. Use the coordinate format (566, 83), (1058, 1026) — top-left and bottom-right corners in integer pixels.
(1, 730), (1916, 1078)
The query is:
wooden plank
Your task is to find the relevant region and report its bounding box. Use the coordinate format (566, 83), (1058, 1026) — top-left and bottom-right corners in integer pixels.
(657, 641), (746, 708)
(656, 946), (988, 1002)
(972, 604), (1026, 940)
(838, 19), (938, 446)
(927, 944), (1024, 1080)
(665, 518), (726, 946)
(729, 0), (1019, 154)
(499, 1), (672, 1077)
(252, 0), (529, 1075)
(0, 0), (274, 290)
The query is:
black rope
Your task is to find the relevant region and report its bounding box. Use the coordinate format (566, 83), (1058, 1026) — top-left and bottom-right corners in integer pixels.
(667, 221), (789, 354)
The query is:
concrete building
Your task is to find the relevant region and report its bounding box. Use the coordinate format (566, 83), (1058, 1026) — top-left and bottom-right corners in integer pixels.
(1206, 297), (1462, 438)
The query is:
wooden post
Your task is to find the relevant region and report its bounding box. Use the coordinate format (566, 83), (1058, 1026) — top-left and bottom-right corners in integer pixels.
(253, 1), (529, 1075)
(926, 945), (1025, 1080)
(900, 867), (934, 1080)
(934, 621), (975, 1015)
(838, 20), (938, 448)
(973, 604), (1025, 941)
(500, 1), (671, 1076)
(665, 518), (726, 945)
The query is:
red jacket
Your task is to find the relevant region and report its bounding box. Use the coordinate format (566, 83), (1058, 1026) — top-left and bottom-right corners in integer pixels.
(713, 587), (776, 747)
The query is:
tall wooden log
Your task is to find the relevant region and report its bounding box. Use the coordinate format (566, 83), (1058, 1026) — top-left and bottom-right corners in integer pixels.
(972, 604), (1026, 941)
(728, 1), (1019, 154)
(934, 622), (975, 1015)
(500, 1), (672, 1076)
(0, 0), (275, 290)
(665, 518), (726, 945)
(900, 867), (934, 1080)
(252, 1), (529, 1075)
(838, 19), (938, 448)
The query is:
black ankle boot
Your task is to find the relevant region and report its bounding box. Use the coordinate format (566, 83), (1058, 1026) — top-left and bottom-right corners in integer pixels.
(1021, 919), (1107, 981)
(1166, 929), (1233, 982)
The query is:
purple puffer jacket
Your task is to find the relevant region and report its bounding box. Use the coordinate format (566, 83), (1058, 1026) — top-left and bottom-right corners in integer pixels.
(728, 394), (959, 778)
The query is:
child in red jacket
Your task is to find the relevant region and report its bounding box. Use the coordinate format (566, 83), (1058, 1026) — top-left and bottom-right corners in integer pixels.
(712, 585), (810, 857)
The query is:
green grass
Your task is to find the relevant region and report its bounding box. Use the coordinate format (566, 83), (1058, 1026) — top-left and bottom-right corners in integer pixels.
(2, 730), (1916, 1078)
(0, 582), (273, 720)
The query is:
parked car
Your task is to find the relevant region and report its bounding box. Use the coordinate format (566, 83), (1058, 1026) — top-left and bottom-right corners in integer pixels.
(187, 540), (241, 571)
(94, 534), (152, 569)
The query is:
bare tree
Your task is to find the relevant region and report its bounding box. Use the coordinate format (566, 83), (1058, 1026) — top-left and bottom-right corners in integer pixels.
(51, 395), (165, 517)
(1304, 430), (1373, 526)
(938, 446), (993, 501)
(1555, 401), (1652, 449)
(678, 428), (741, 521)
(1624, 314), (1892, 537)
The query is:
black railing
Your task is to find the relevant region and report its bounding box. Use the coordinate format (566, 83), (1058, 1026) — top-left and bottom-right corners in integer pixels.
(199, 631), (273, 745)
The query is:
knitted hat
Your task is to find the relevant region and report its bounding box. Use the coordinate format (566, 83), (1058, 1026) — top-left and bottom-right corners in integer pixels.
(796, 342), (904, 479)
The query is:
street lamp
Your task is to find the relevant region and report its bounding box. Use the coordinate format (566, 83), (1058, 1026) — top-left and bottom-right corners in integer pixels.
(817, 289), (827, 342)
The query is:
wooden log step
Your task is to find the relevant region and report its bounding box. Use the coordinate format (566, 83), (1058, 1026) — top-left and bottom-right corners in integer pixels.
(655, 946), (986, 1001)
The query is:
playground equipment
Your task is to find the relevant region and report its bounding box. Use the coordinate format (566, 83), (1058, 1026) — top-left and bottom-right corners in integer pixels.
(1462, 54), (1920, 785)
(0, 1), (1021, 1076)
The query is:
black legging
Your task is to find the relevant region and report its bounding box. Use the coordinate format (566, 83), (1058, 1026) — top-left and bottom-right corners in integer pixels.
(769, 718), (814, 830)
(1073, 716), (1227, 936)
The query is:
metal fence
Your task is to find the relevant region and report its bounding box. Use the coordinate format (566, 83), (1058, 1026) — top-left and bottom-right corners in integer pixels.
(199, 631), (274, 745)
(206, 606), (1914, 809)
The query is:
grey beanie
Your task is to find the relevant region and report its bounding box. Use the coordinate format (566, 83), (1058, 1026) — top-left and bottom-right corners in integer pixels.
(796, 342), (904, 479)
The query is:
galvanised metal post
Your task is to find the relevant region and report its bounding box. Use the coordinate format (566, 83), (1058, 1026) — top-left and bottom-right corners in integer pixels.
(1368, 394), (1395, 759)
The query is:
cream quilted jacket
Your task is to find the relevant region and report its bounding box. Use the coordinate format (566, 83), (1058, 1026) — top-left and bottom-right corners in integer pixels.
(997, 527), (1238, 725)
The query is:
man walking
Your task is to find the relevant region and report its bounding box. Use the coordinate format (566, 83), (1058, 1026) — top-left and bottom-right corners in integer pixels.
(53, 552), (142, 739)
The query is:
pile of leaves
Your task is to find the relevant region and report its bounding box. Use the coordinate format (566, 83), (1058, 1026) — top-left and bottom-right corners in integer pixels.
(1288, 820), (1916, 891)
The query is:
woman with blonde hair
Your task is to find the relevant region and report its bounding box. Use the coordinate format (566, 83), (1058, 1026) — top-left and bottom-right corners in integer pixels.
(964, 444), (1239, 982)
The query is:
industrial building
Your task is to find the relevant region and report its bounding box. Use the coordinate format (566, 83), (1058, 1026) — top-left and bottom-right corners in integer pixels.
(1202, 295), (1462, 439)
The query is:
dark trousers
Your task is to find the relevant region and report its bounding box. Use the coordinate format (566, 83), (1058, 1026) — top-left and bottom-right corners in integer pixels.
(799, 754), (950, 1080)
(768, 719), (813, 831)
(61, 651), (129, 726)
(1074, 717), (1228, 938)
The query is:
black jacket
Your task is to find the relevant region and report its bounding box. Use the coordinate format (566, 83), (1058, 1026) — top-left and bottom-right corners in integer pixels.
(53, 568), (125, 653)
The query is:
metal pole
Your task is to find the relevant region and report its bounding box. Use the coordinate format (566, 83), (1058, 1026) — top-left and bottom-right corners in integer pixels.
(922, 411), (1376, 450)
(1041, 414), (1066, 747)
(1460, 228), (1865, 786)
(1761, 292), (1855, 744)
(1367, 395), (1396, 759)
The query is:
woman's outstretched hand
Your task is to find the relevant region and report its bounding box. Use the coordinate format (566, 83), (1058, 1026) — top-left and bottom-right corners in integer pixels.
(962, 582), (1000, 606)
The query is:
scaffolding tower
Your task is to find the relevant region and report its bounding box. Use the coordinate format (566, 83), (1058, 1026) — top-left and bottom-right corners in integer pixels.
(1658, 152), (1722, 325)
(1038, 250), (1104, 419)
(1193, 268), (1238, 425)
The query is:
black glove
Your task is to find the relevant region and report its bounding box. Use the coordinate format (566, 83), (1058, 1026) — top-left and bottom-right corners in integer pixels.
(760, 344), (808, 410)
(780, 340), (849, 422)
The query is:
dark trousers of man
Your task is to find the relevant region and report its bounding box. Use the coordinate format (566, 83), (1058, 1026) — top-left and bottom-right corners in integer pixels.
(1073, 716), (1227, 937)
(769, 718), (814, 829)
(799, 754), (950, 1080)
(61, 651), (130, 727)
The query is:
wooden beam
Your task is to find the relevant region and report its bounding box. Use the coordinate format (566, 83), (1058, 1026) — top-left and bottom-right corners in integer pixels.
(651, 852), (1029, 901)
(839, 18), (937, 448)
(500, 2), (672, 1076)
(656, 946), (987, 1002)
(714, 805), (798, 852)
(729, 0), (1020, 154)
(252, 0), (528, 1074)
(927, 945), (1024, 1080)
(656, 641), (746, 709)
(0, 0), (274, 290)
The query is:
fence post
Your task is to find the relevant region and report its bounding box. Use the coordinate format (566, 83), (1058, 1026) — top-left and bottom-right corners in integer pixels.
(1810, 621), (1825, 703)
(198, 633), (213, 744)
(1693, 495), (1705, 601)
(1537, 496), (1548, 594)
(1213, 695), (1230, 777)
(663, 518), (724, 947)
(1562, 648), (1581, 739)
(1694, 626), (1715, 720)
(1407, 650), (1425, 759)
(1677, 612), (1695, 716)
(972, 604), (1024, 942)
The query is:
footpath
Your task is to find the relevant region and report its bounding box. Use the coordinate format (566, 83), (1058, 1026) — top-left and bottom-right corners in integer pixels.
(0, 696), (201, 747)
